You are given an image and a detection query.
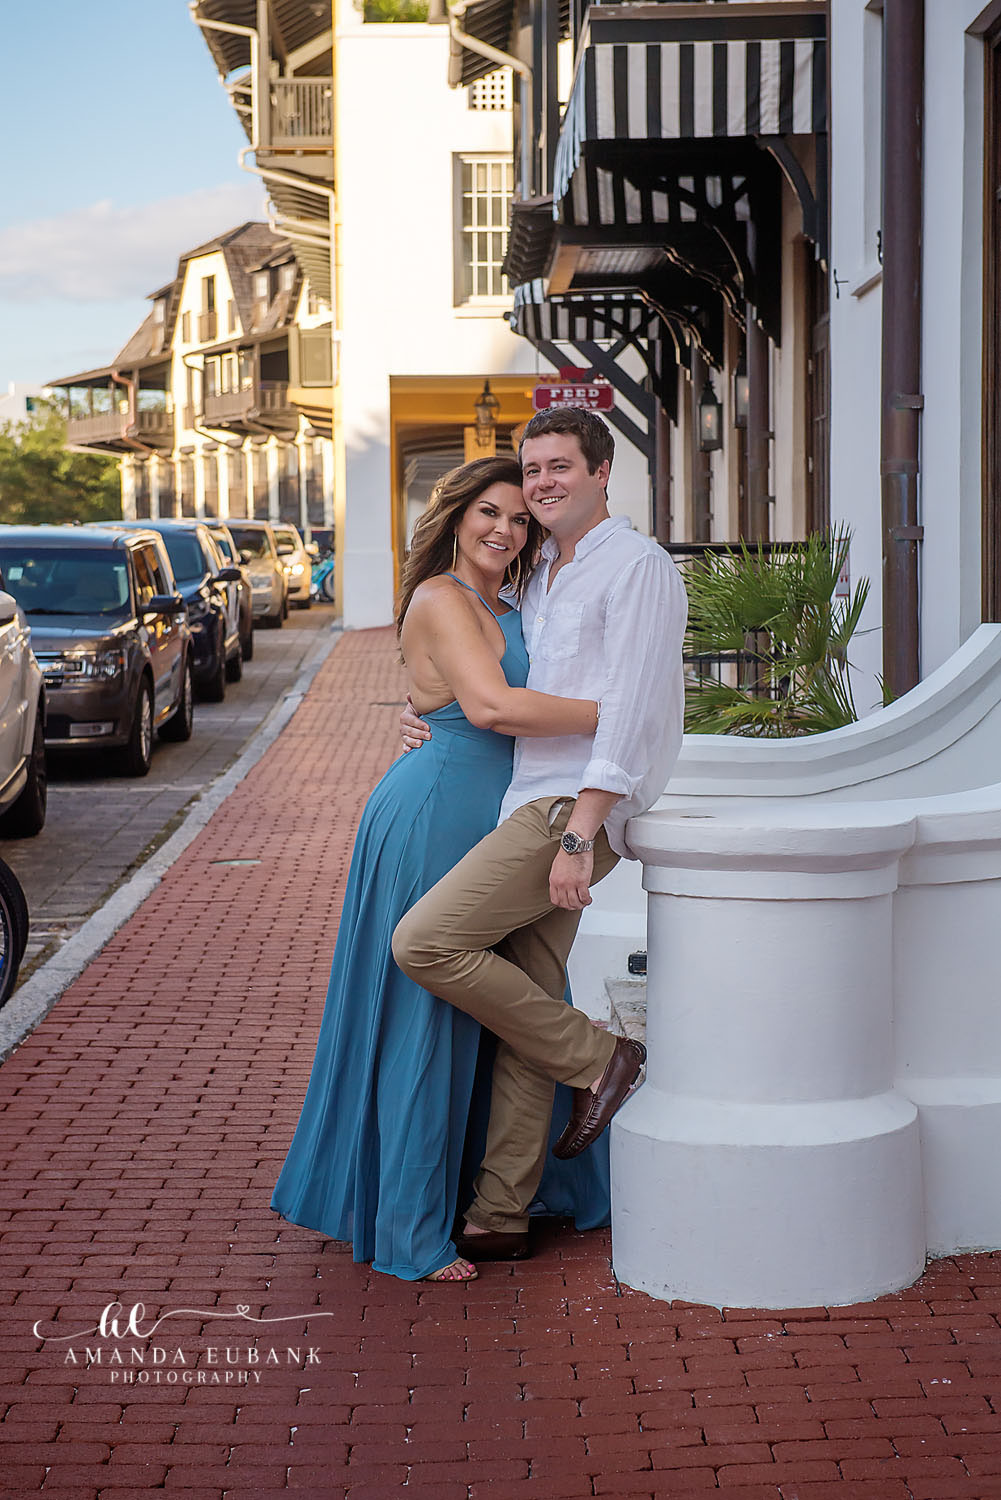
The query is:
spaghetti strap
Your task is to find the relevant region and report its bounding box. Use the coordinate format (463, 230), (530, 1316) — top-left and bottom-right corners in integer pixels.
(445, 573), (508, 620)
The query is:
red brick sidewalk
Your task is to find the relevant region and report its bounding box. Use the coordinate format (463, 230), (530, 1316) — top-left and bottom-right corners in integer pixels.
(3, 626), (1001, 1500)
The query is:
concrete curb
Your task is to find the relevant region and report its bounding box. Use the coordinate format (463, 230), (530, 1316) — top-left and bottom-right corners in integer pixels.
(0, 623), (344, 1063)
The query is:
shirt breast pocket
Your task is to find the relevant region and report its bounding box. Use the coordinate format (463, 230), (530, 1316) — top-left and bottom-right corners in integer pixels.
(537, 601), (585, 662)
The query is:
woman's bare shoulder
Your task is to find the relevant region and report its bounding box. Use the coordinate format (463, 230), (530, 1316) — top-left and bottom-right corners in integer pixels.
(407, 574), (476, 624)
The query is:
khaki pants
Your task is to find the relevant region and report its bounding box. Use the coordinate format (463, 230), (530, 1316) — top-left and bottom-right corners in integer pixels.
(392, 796), (619, 1232)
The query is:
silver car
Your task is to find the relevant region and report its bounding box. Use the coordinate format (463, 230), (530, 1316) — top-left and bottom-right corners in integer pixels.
(224, 521), (287, 629)
(0, 582), (46, 836)
(272, 522), (312, 609)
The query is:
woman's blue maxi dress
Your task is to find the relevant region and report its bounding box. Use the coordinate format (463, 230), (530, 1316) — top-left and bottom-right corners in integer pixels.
(271, 599), (609, 1280)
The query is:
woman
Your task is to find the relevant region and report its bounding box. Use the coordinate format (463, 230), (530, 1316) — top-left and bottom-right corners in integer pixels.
(272, 456), (606, 1283)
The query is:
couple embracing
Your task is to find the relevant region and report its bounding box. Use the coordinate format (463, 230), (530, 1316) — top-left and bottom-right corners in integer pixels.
(272, 407), (687, 1283)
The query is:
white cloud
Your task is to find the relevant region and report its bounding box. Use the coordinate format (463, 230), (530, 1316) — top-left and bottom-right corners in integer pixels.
(0, 181), (268, 303)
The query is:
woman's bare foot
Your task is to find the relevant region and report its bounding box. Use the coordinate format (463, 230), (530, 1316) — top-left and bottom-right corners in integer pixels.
(423, 1257), (478, 1282)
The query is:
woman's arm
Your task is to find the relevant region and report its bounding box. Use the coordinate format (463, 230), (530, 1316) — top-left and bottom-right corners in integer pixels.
(407, 587), (597, 738)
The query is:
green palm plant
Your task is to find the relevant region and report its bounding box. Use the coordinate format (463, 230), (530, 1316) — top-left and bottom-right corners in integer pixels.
(682, 529), (869, 736)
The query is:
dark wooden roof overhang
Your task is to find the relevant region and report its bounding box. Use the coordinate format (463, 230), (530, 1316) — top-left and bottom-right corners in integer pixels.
(505, 0), (828, 431)
(447, 0), (571, 88)
(192, 0), (331, 77)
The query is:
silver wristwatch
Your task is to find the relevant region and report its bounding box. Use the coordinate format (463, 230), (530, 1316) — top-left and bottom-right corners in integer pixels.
(560, 830), (595, 855)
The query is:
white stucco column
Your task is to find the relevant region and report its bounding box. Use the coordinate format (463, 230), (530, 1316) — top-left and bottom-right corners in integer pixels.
(612, 800), (925, 1309)
(895, 795), (1001, 1254)
(120, 459), (136, 520)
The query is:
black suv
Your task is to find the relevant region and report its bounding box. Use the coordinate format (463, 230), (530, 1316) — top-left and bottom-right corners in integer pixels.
(0, 526), (192, 777)
(117, 521), (243, 702)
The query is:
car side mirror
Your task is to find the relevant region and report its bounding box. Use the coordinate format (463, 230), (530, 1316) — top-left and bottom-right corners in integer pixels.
(144, 593), (185, 617)
(215, 567), (243, 583)
(305, 542), (320, 558)
(0, 591), (19, 625)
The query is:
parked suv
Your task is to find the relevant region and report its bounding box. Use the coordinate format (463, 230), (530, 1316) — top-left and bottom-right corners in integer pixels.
(117, 521), (243, 701)
(204, 521), (254, 661)
(0, 581), (46, 836)
(0, 526), (192, 777)
(272, 522), (312, 609)
(225, 521), (287, 628)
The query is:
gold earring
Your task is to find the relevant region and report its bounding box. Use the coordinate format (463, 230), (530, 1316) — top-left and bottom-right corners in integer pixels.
(451, 534), (458, 569)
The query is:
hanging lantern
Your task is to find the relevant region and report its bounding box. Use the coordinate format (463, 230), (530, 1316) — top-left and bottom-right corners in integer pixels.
(473, 379), (500, 446)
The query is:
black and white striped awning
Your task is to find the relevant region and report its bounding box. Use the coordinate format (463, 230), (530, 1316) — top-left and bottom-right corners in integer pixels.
(510, 279), (661, 344)
(554, 27), (827, 205)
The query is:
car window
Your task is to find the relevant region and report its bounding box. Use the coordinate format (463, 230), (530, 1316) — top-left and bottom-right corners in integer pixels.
(202, 532), (224, 570)
(228, 526), (271, 560)
(132, 548), (157, 608)
(147, 543), (172, 595)
(273, 528), (297, 555)
(159, 532), (206, 583)
(0, 547), (131, 617)
(212, 530), (236, 563)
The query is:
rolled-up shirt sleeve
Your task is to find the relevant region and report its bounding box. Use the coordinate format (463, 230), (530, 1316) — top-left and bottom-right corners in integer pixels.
(577, 550), (688, 800)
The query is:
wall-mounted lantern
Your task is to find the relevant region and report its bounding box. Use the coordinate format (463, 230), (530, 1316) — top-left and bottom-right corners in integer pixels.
(733, 352), (749, 430)
(698, 377), (723, 452)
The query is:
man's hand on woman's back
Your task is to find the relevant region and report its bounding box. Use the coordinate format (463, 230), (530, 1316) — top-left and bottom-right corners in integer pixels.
(401, 695), (431, 752)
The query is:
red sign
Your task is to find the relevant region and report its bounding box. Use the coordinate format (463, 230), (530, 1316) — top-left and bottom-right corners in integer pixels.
(532, 382), (614, 412)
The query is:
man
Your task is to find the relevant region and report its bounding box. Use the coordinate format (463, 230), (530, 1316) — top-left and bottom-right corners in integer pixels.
(392, 407), (687, 1260)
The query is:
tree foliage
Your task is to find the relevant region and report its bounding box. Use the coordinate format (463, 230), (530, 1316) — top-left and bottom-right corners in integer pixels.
(0, 401), (121, 526)
(364, 0), (429, 19)
(683, 529), (870, 737)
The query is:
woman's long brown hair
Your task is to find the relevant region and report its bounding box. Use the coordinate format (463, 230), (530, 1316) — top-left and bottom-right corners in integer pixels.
(395, 455), (541, 637)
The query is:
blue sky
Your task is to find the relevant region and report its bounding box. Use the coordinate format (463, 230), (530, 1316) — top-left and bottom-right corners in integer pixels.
(0, 0), (266, 388)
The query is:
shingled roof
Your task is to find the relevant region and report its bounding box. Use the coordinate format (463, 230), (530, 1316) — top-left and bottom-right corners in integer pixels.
(106, 222), (293, 367)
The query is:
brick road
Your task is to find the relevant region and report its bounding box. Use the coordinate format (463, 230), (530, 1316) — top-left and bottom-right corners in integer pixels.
(3, 626), (1001, 1499)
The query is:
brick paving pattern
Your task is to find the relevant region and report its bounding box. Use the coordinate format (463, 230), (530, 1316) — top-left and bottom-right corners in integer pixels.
(3, 626), (1001, 1499)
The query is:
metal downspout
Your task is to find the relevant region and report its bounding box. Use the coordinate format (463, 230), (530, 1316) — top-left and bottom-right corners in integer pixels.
(880, 0), (924, 697)
(448, 2), (533, 193)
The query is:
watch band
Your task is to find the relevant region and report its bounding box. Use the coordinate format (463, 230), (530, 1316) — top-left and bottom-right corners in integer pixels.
(561, 830), (595, 855)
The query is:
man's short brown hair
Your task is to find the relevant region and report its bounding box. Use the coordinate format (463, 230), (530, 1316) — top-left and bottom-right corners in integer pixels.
(518, 406), (615, 475)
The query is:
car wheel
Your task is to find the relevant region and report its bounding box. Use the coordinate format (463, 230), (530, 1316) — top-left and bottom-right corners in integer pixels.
(225, 644), (243, 683)
(0, 707), (47, 837)
(321, 571), (337, 603)
(264, 607), (282, 630)
(0, 856), (28, 1009)
(160, 658), (194, 743)
(282, 592), (289, 620)
(296, 594), (312, 610)
(241, 626), (254, 662)
(197, 621), (227, 702)
(118, 679), (154, 777)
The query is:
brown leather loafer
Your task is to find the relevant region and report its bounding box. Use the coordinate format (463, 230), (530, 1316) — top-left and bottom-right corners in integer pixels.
(551, 1037), (647, 1160)
(455, 1228), (531, 1261)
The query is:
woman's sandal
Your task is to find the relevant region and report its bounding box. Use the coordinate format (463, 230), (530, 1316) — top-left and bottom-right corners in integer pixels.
(423, 1257), (478, 1283)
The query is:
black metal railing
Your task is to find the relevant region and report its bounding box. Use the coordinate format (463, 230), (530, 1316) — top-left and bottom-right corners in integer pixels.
(666, 541), (804, 701)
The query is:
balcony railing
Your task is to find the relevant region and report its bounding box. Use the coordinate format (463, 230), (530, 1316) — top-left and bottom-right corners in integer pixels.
(66, 406), (174, 451)
(198, 310), (218, 342)
(270, 78), (332, 149)
(202, 381), (294, 430)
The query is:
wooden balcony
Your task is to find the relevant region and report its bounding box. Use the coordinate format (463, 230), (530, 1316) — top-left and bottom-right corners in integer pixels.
(66, 407), (174, 453)
(198, 310), (218, 343)
(269, 78), (332, 150)
(202, 381), (296, 432)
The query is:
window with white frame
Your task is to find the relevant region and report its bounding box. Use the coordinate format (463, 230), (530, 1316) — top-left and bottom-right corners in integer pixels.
(455, 155), (513, 304)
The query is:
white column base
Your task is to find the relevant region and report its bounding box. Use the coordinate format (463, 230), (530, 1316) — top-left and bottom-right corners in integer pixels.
(901, 1078), (1001, 1255)
(611, 1086), (925, 1309)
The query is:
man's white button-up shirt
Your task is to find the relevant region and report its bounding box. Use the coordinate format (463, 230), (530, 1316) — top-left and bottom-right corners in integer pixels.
(498, 515), (688, 859)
